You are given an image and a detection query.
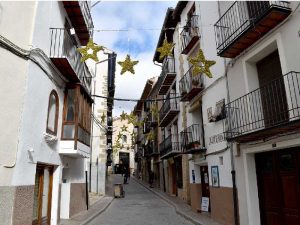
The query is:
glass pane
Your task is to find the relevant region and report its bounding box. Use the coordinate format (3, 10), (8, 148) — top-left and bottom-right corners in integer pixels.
(66, 89), (75, 121)
(47, 94), (56, 132)
(63, 125), (75, 139)
(42, 168), (50, 218)
(279, 153), (295, 171)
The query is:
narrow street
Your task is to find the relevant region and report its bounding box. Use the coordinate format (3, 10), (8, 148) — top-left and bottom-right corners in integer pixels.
(90, 175), (193, 225)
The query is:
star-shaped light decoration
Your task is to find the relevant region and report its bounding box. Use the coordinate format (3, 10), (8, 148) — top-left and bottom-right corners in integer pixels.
(77, 38), (104, 62)
(118, 54), (139, 75)
(100, 112), (106, 124)
(150, 104), (159, 121)
(157, 38), (175, 60)
(146, 130), (155, 141)
(120, 111), (127, 121)
(121, 125), (128, 132)
(127, 112), (137, 125)
(114, 140), (122, 150)
(188, 49), (216, 78)
(117, 132), (123, 141)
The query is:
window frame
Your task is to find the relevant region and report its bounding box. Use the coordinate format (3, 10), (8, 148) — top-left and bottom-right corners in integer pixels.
(46, 90), (59, 135)
(61, 84), (92, 146)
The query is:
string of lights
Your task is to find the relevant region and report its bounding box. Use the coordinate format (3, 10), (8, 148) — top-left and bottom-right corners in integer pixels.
(92, 94), (183, 102)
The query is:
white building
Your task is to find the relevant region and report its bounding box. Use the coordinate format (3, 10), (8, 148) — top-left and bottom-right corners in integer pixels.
(215, 1), (300, 225)
(0, 1), (94, 224)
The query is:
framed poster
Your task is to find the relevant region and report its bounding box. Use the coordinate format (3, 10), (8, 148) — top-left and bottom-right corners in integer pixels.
(211, 166), (220, 187)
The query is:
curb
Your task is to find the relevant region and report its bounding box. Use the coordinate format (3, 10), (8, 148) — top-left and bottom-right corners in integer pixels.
(78, 197), (114, 225)
(133, 178), (204, 225)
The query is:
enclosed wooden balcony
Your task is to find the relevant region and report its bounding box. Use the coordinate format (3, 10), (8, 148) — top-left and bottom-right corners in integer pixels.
(62, 1), (94, 45)
(158, 57), (176, 95)
(214, 1), (291, 58)
(179, 66), (204, 101)
(180, 124), (205, 154)
(49, 28), (92, 92)
(181, 15), (200, 55)
(160, 134), (181, 159)
(159, 93), (180, 127)
(225, 71), (300, 143)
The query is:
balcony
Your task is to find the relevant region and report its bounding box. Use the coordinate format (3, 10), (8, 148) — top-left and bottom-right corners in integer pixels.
(62, 1), (93, 45)
(179, 66), (204, 101)
(160, 134), (181, 159)
(180, 124), (205, 154)
(214, 1), (291, 58)
(225, 71), (300, 142)
(159, 93), (180, 127)
(181, 15), (200, 54)
(50, 28), (92, 92)
(158, 57), (176, 95)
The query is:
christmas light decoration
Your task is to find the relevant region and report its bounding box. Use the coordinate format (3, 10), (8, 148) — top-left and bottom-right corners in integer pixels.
(157, 38), (175, 60)
(77, 38), (104, 62)
(188, 49), (216, 78)
(118, 54), (139, 75)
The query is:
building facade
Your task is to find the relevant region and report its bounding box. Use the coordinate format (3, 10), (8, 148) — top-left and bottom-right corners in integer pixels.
(0, 1), (94, 224)
(136, 1), (300, 225)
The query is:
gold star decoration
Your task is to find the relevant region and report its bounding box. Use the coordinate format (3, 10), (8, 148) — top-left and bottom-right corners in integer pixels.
(157, 38), (175, 60)
(146, 130), (155, 141)
(117, 132), (123, 141)
(121, 125), (128, 132)
(118, 54), (139, 75)
(113, 140), (122, 150)
(77, 38), (104, 62)
(127, 112), (137, 124)
(120, 111), (127, 121)
(188, 49), (216, 78)
(100, 112), (106, 124)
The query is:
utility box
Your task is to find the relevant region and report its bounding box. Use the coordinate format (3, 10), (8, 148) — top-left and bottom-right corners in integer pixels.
(114, 183), (125, 198)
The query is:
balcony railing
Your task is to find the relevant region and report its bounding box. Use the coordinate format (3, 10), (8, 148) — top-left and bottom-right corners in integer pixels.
(179, 66), (204, 101)
(63, 1), (94, 45)
(225, 71), (300, 142)
(160, 134), (181, 159)
(180, 124), (205, 154)
(214, 1), (291, 58)
(159, 93), (180, 127)
(158, 57), (176, 95)
(181, 15), (200, 54)
(49, 28), (92, 92)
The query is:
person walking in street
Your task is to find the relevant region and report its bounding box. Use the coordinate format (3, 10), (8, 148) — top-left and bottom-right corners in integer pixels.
(123, 165), (130, 184)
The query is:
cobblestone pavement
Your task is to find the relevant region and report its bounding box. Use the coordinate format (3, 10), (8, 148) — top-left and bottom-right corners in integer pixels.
(88, 175), (194, 225)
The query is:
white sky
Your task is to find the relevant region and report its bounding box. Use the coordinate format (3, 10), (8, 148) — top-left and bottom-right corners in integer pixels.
(91, 1), (176, 116)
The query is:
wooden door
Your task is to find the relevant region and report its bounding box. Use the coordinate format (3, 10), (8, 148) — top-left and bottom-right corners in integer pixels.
(256, 50), (288, 127)
(171, 163), (177, 195)
(32, 165), (53, 225)
(200, 166), (210, 211)
(256, 149), (300, 225)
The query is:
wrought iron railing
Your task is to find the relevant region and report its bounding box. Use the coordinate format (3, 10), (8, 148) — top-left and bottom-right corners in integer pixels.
(159, 93), (179, 122)
(225, 71), (300, 139)
(179, 66), (204, 97)
(79, 1), (94, 34)
(180, 124), (204, 152)
(162, 56), (176, 74)
(49, 28), (92, 91)
(160, 134), (181, 157)
(214, 1), (291, 55)
(181, 15), (200, 52)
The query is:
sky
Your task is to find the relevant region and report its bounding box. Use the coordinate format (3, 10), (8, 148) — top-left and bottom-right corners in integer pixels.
(91, 1), (177, 116)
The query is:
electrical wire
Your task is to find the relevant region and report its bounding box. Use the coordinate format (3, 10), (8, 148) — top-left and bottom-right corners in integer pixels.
(91, 94), (184, 102)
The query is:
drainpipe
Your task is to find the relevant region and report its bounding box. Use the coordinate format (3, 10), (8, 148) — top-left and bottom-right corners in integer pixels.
(217, 1), (239, 225)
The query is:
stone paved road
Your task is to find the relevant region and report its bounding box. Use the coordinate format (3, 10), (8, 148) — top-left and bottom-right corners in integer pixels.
(89, 175), (194, 225)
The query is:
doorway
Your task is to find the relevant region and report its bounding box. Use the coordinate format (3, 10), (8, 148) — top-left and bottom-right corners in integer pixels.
(32, 164), (54, 225)
(255, 148), (300, 225)
(200, 166), (210, 211)
(256, 50), (288, 127)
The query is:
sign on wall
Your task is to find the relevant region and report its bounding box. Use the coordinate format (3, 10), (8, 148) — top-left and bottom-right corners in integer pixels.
(201, 197), (210, 212)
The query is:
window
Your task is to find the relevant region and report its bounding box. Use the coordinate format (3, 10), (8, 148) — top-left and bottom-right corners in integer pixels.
(46, 90), (59, 135)
(122, 135), (127, 144)
(62, 84), (92, 146)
